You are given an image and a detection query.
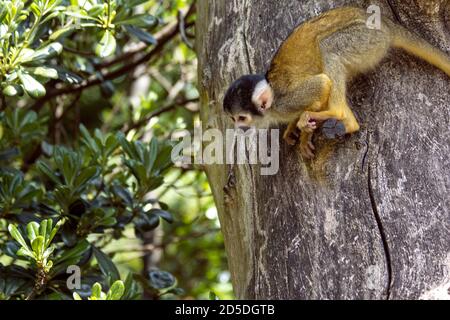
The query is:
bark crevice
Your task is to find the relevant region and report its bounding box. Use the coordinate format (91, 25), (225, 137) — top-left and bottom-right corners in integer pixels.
(242, 0), (254, 74)
(385, 0), (402, 24)
(368, 160), (393, 300)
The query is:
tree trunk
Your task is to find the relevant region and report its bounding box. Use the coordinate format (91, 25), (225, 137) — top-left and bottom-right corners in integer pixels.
(196, 0), (450, 300)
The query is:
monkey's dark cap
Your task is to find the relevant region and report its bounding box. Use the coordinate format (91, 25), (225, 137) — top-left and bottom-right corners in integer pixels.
(223, 74), (266, 115)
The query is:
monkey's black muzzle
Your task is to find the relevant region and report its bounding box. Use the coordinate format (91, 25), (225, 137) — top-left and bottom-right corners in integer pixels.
(236, 125), (252, 132)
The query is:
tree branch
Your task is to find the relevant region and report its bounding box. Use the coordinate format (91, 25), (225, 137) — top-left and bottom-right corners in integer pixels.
(37, 5), (196, 102)
(122, 97), (198, 133)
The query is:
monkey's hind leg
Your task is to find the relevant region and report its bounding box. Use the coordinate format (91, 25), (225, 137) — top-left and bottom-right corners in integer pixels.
(298, 80), (360, 139)
(295, 74), (333, 157)
(321, 61), (360, 137)
(294, 74), (332, 130)
(299, 131), (315, 159)
(283, 121), (300, 145)
(325, 79), (360, 137)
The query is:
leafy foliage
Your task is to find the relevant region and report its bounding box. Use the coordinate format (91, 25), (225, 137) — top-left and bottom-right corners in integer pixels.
(73, 280), (125, 300)
(1, 126), (179, 299)
(0, 0), (232, 300)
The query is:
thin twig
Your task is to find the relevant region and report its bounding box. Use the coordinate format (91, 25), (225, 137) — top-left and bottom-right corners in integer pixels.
(178, 10), (194, 49)
(63, 46), (96, 57)
(0, 92), (6, 111)
(123, 97), (198, 133)
(56, 91), (82, 122)
(36, 8), (196, 103)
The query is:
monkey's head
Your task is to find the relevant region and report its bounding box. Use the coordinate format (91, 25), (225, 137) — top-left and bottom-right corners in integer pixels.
(223, 74), (274, 130)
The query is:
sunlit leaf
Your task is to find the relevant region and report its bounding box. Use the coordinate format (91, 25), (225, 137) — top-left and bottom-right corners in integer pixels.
(106, 280), (125, 300)
(95, 30), (116, 58)
(124, 25), (156, 45)
(18, 72), (46, 98)
(8, 225), (29, 251)
(92, 246), (120, 284)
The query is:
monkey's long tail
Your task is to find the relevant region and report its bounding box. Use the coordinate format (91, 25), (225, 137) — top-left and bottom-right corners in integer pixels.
(391, 25), (450, 78)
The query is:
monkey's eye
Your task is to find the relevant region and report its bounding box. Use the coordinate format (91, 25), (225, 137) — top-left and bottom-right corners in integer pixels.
(238, 116), (247, 122)
(230, 116), (235, 122)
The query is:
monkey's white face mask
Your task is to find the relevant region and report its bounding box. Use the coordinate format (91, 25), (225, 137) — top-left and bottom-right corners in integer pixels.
(233, 79), (274, 130)
(252, 79), (274, 112)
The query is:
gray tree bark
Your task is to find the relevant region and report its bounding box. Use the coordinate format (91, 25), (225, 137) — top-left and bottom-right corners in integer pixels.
(196, 0), (450, 299)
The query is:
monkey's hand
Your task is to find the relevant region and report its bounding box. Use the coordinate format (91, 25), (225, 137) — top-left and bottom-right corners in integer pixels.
(283, 121), (300, 145)
(299, 131), (315, 159)
(297, 112), (318, 133)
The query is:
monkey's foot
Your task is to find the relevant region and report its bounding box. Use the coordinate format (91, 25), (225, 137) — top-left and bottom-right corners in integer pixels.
(321, 118), (346, 139)
(297, 112), (317, 133)
(283, 128), (300, 146)
(299, 132), (315, 159)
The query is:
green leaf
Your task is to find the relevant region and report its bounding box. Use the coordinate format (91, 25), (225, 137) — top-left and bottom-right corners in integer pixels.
(0, 148), (20, 161)
(73, 292), (82, 300)
(145, 176), (164, 191)
(125, 160), (147, 184)
(91, 282), (102, 299)
(17, 247), (35, 259)
(43, 245), (56, 259)
(18, 72), (46, 98)
(146, 138), (158, 173)
(104, 134), (119, 154)
(37, 161), (61, 184)
(209, 291), (218, 300)
(29, 3), (41, 17)
(28, 66), (59, 79)
(134, 213), (160, 235)
(39, 219), (49, 243)
(168, 287), (185, 296)
(54, 240), (90, 265)
(29, 43), (63, 61)
(117, 133), (139, 159)
(8, 225), (29, 251)
(63, 11), (98, 21)
(41, 10), (61, 24)
(88, 5), (104, 18)
(47, 220), (64, 246)
(2, 84), (23, 97)
(115, 14), (157, 28)
(100, 216), (117, 227)
(18, 49), (36, 63)
(112, 184), (133, 206)
(45, 219), (53, 239)
(54, 67), (83, 85)
(60, 223), (78, 248)
(4, 241), (21, 258)
(147, 209), (173, 223)
(26, 222), (40, 241)
(106, 280), (125, 300)
(126, 0), (150, 7)
(31, 236), (44, 258)
(79, 125), (98, 153)
(92, 246), (120, 284)
(73, 166), (99, 192)
(49, 26), (75, 41)
(124, 25), (156, 45)
(95, 30), (116, 58)
(152, 145), (173, 174)
(122, 273), (141, 300)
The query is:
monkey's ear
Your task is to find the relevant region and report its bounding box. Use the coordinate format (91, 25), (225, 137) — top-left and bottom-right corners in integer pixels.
(252, 80), (273, 111)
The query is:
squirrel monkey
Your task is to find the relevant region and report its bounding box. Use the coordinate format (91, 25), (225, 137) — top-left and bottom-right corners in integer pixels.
(223, 7), (450, 159)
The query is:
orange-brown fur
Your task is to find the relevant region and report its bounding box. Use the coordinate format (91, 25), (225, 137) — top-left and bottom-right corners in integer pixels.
(264, 7), (450, 159)
(268, 8), (368, 85)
